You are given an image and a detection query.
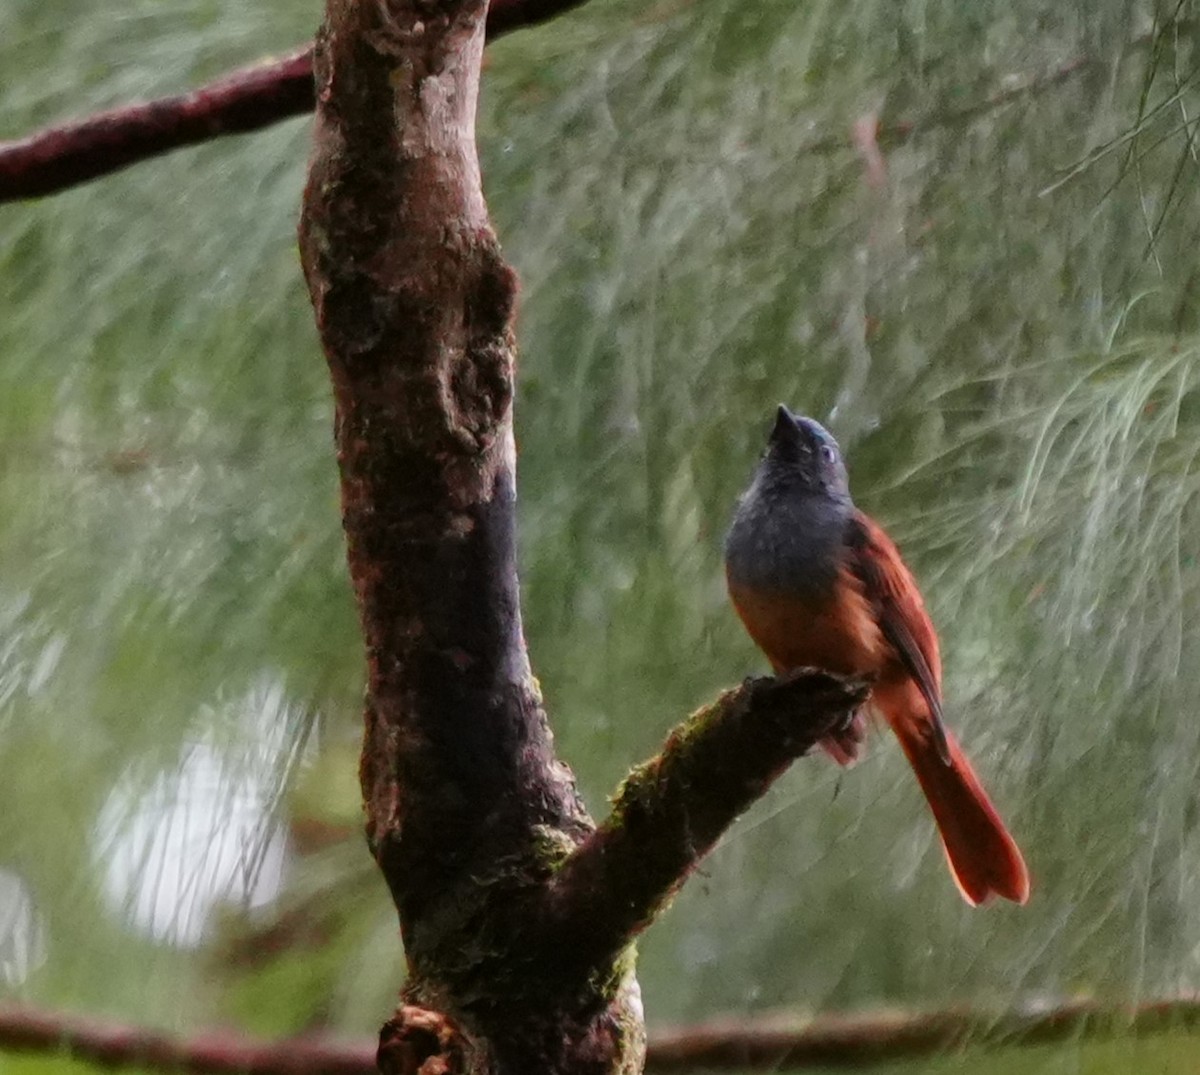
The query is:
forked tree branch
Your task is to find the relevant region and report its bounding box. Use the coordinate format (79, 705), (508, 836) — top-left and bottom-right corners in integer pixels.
(3, 997), (1199, 1073)
(296, 0), (870, 1068)
(0, 0), (591, 204)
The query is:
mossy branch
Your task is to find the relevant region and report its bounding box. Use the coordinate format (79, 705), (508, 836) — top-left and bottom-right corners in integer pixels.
(540, 672), (869, 977)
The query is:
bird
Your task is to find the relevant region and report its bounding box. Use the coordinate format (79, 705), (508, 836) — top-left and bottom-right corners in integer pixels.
(724, 404), (1029, 906)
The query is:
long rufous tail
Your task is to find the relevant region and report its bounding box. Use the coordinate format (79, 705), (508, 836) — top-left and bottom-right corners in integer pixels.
(891, 720), (1030, 906)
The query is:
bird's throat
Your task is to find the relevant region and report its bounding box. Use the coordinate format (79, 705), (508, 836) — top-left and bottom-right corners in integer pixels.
(724, 483), (851, 602)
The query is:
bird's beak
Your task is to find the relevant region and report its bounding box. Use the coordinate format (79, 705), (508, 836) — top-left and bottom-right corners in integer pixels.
(771, 404), (799, 443)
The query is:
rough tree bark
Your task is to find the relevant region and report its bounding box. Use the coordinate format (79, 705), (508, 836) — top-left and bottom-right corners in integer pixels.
(297, 1), (862, 1072)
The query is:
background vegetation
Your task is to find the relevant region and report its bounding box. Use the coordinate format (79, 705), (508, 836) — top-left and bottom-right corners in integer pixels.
(3, 0), (1200, 1070)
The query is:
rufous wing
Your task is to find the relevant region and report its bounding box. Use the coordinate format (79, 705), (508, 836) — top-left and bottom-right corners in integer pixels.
(846, 510), (948, 761)
(846, 510), (1030, 905)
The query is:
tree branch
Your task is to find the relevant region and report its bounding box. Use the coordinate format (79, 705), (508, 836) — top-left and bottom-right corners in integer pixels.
(539, 673), (867, 977)
(7, 0), (1107, 1064)
(0, 0), (592, 204)
(0, 1004), (374, 1075)
(295, 4), (871, 1065)
(646, 997), (1200, 1069)
(0, 47), (314, 203)
(297, 0), (643, 1070)
(299, 0), (589, 917)
(4, 997), (1199, 1073)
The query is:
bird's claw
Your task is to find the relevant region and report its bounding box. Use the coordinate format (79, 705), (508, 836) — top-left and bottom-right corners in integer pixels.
(743, 668), (870, 742)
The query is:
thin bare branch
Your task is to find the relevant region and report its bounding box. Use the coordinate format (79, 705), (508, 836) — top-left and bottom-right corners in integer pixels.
(0, 1004), (374, 1075)
(646, 996), (1200, 1069)
(4, 996), (1200, 1073)
(0, 47), (315, 203)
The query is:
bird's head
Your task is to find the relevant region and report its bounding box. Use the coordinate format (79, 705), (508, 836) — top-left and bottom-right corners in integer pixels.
(759, 404), (851, 501)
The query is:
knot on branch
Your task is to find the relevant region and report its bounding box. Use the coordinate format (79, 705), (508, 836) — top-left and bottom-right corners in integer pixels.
(378, 1005), (467, 1075)
(335, 0), (489, 62)
(446, 241), (519, 450)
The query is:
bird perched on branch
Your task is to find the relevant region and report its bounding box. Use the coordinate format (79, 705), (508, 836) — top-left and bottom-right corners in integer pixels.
(724, 405), (1029, 905)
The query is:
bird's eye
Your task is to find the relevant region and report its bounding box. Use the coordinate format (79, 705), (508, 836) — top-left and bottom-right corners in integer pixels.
(820, 444), (838, 463)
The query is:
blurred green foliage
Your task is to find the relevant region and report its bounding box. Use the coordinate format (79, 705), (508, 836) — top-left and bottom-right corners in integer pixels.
(3, 0), (1200, 1071)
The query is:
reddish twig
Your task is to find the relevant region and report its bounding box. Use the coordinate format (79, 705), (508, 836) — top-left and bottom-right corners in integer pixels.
(0, 0), (592, 204)
(0, 1004), (374, 1075)
(3, 996), (1199, 1073)
(645, 996), (1200, 1069)
(0, 47), (315, 203)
